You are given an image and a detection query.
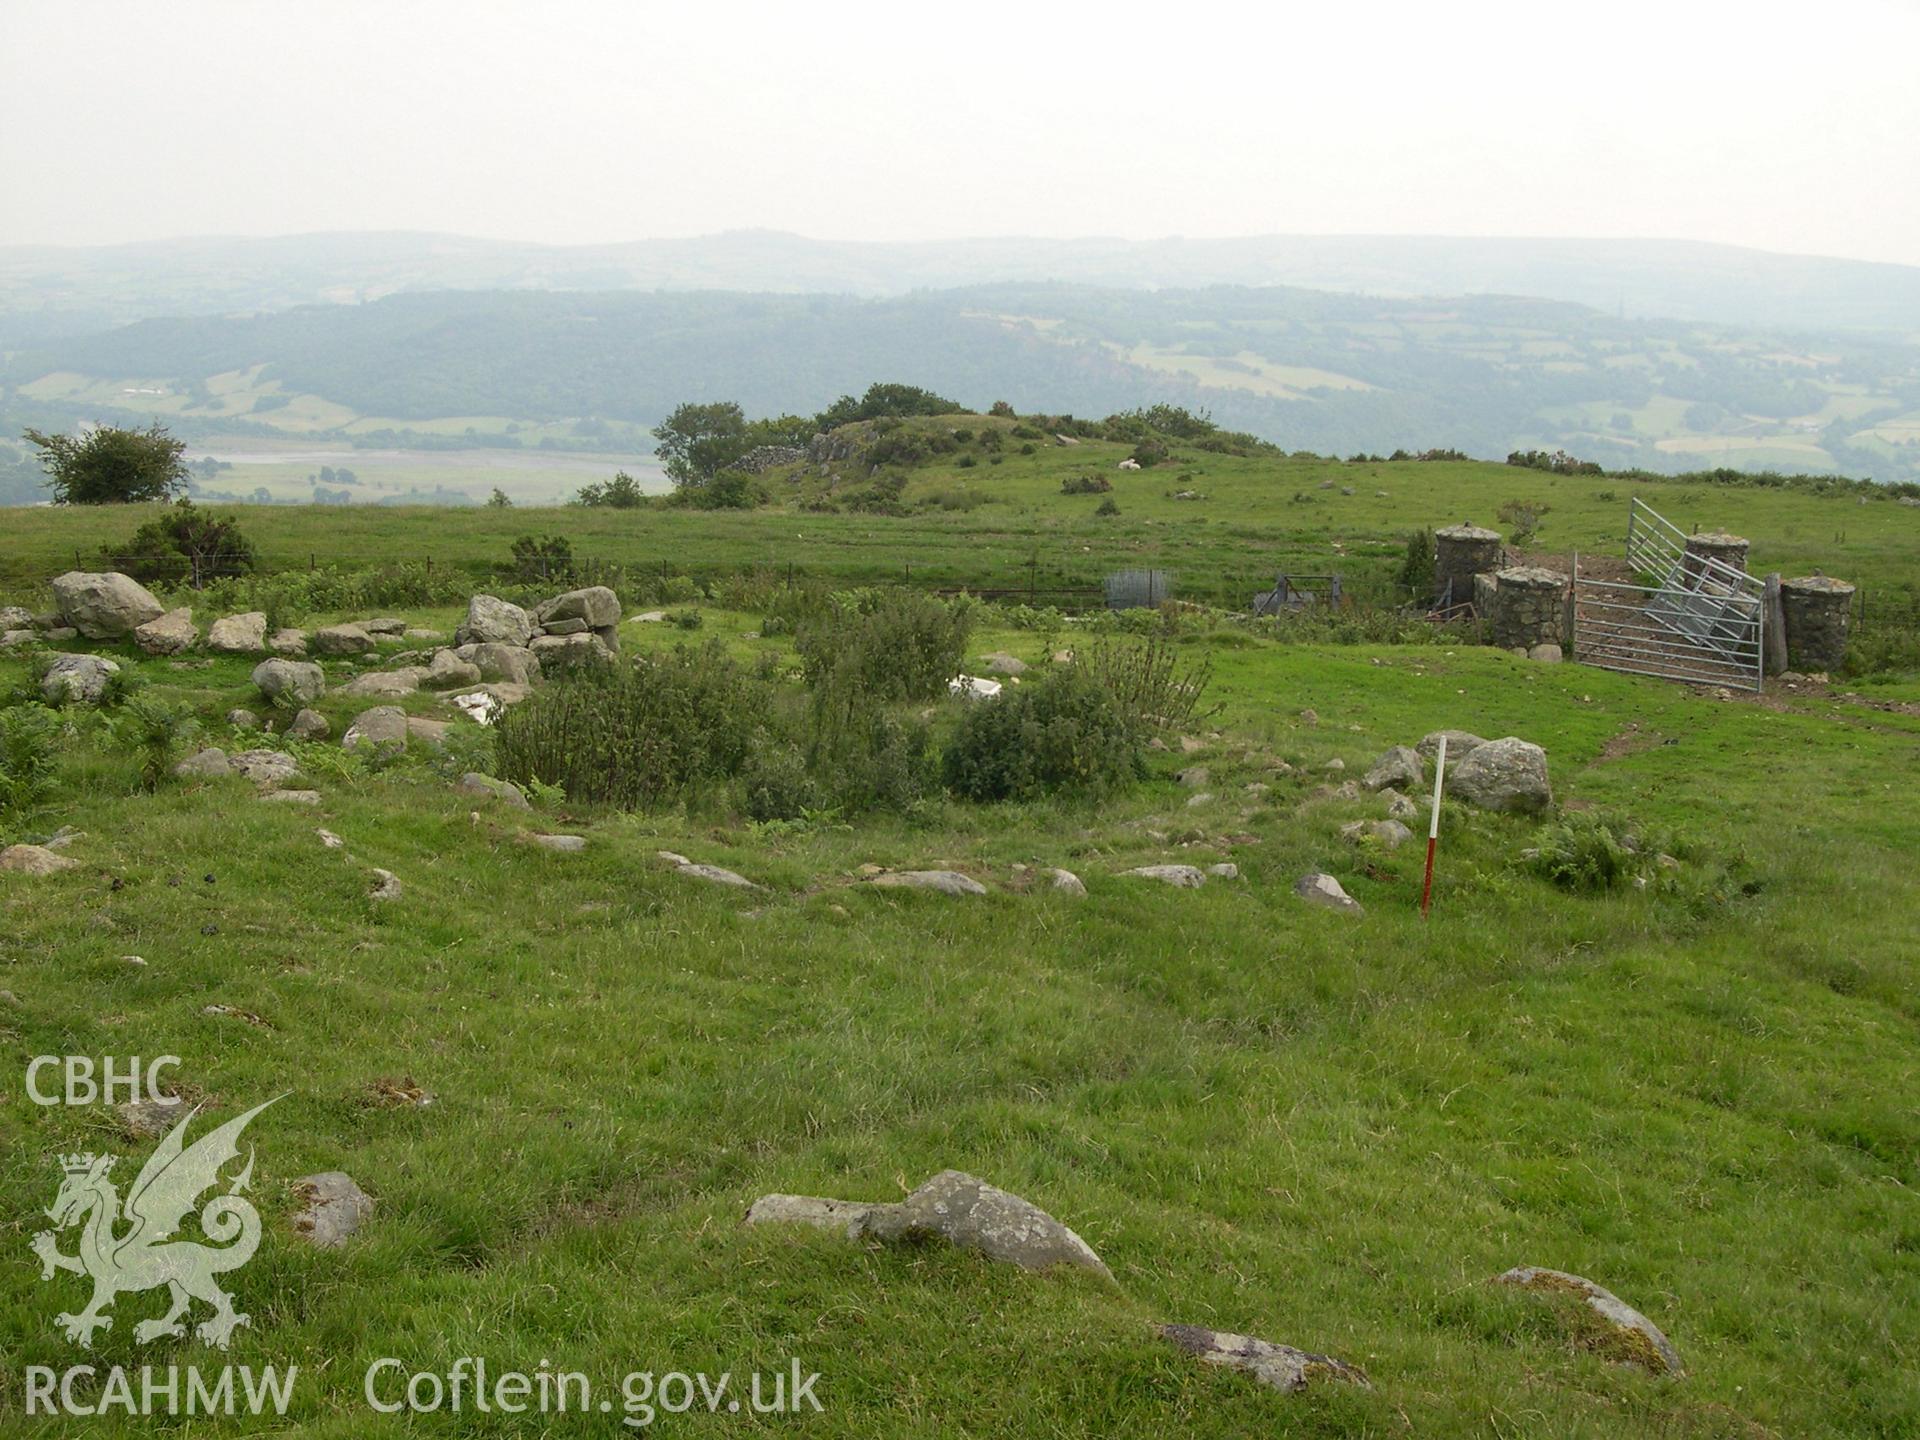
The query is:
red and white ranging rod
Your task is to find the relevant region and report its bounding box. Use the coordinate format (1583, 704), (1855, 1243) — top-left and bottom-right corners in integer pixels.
(1421, 734), (1448, 919)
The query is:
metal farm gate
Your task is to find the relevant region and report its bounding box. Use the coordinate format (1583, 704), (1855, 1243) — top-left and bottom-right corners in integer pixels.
(1571, 498), (1766, 691)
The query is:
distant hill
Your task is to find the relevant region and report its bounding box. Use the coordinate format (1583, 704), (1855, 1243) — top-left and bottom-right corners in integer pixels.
(5, 231), (1920, 343)
(7, 284), (1919, 492)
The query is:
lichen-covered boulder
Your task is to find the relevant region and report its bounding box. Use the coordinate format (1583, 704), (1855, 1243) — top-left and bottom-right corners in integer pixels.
(455, 594), (532, 648)
(311, 623), (374, 657)
(252, 658), (325, 708)
(40, 653), (121, 705)
(206, 611), (268, 654)
(1416, 730), (1487, 761)
(50, 571), (164, 639)
(1495, 1267), (1683, 1375)
(133, 607), (197, 656)
(454, 642), (540, 685)
(1449, 736), (1552, 813)
(1294, 872), (1363, 915)
(1158, 1324), (1371, 1394)
(1362, 745), (1424, 792)
(343, 706), (409, 752)
(536, 586), (618, 630)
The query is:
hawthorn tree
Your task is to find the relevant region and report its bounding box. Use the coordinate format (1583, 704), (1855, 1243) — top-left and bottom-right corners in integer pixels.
(25, 422), (190, 504)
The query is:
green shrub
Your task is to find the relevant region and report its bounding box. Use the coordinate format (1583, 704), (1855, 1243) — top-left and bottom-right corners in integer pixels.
(511, 533), (575, 584)
(110, 696), (197, 792)
(675, 470), (766, 510)
(493, 642), (766, 810)
(1528, 815), (1641, 892)
(739, 742), (823, 822)
(942, 669), (1142, 803)
(810, 702), (935, 815)
(1095, 497), (1120, 517)
(1060, 475), (1112, 495)
(1071, 636), (1214, 732)
(1398, 528), (1436, 598)
(796, 589), (972, 706)
(103, 500), (256, 585)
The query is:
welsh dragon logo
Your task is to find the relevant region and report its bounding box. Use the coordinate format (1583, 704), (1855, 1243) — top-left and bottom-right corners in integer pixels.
(31, 1098), (280, 1349)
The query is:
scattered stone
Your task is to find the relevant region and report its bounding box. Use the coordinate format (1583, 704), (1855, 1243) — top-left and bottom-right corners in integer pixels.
(1185, 792), (1213, 808)
(1416, 730), (1487, 761)
(675, 862), (762, 889)
(267, 628), (308, 656)
(317, 829), (346, 849)
(252, 658), (326, 707)
(0, 843), (78, 876)
(629, 610), (667, 624)
(133, 606), (198, 656)
(1243, 782), (1270, 799)
(656, 850), (693, 866)
(362, 617), (407, 636)
(531, 834), (587, 853)
(530, 632), (609, 667)
(226, 707), (260, 731)
(1176, 766), (1209, 788)
(290, 1172), (373, 1249)
(1528, 642), (1564, 663)
(405, 716), (451, 747)
(343, 706), (409, 753)
(1121, 864), (1206, 888)
(1158, 1324), (1371, 1394)
(339, 667), (422, 698)
(1362, 745), (1424, 792)
(368, 868), (403, 901)
(1043, 868), (1086, 896)
(454, 772), (529, 808)
(50, 571), (164, 638)
(1293, 872), (1363, 915)
(1341, 819), (1414, 849)
(311, 623), (374, 657)
(747, 1169), (1109, 1278)
(118, 1096), (185, 1138)
(1, 628), (35, 649)
(287, 708), (330, 742)
(230, 749), (299, 787)
(456, 641), (540, 685)
(455, 594), (533, 648)
(206, 611), (268, 654)
(1494, 1267), (1683, 1375)
(869, 870), (987, 896)
(1323, 757), (1345, 772)
(174, 747), (234, 779)
(121, 954), (147, 966)
(203, 1003), (270, 1028)
(261, 789), (322, 805)
(979, 651), (1029, 676)
(1299, 708), (1319, 727)
(1206, 862), (1240, 879)
(1450, 736), (1552, 813)
(1385, 792), (1420, 821)
(40, 653), (121, 705)
(0, 604), (31, 629)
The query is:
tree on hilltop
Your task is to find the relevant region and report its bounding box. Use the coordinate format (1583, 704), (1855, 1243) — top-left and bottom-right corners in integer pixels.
(25, 421), (190, 504)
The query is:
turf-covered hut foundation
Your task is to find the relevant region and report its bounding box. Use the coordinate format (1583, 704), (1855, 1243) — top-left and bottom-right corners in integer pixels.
(1488, 566), (1568, 651)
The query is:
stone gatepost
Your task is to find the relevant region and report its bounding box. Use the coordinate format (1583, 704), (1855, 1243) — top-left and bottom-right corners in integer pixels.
(1780, 576), (1854, 672)
(1682, 531), (1750, 587)
(1434, 524), (1504, 608)
(1488, 566), (1568, 652)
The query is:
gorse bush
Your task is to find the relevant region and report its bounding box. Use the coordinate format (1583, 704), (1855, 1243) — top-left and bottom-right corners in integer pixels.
(796, 589), (972, 706)
(103, 500), (256, 585)
(942, 669), (1142, 803)
(1071, 636), (1214, 733)
(110, 695), (196, 793)
(493, 642), (768, 810)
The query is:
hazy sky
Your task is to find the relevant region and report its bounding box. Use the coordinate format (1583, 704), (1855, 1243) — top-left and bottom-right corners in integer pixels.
(4, 0), (1919, 265)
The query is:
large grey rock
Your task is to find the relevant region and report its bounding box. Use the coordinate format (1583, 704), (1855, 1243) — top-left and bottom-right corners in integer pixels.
(133, 607), (197, 656)
(230, 749), (299, 787)
(454, 772), (530, 808)
(747, 1169), (1109, 1279)
(206, 611), (268, 654)
(311, 623), (373, 657)
(868, 870), (987, 896)
(40, 653), (120, 704)
(1340, 819), (1414, 850)
(1158, 1324), (1371, 1394)
(362, 617), (407, 636)
(1293, 872), (1363, 915)
(1495, 1267), (1683, 1375)
(0, 843), (78, 876)
(50, 571), (164, 638)
(455, 642), (540, 685)
(342, 705), (408, 752)
(267, 628), (308, 656)
(1, 629), (35, 649)
(174, 747), (234, 779)
(252, 658), (325, 707)
(1450, 736), (1552, 813)
(978, 650), (1028, 676)
(455, 594), (532, 648)
(1416, 730), (1487, 761)
(537, 586), (618, 629)
(0, 605), (32, 630)
(1121, 864), (1206, 888)
(405, 716), (451, 747)
(1385, 791), (1420, 821)
(530, 632), (609, 668)
(291, 1172), (373, 1249)
(1362, 745), (1424, 792)
(532, 834), (587, 853)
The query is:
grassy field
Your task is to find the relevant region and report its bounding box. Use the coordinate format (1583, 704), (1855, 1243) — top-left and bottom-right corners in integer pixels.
(5, 427), (1918, 608)
(1, 573), (1917, 1435)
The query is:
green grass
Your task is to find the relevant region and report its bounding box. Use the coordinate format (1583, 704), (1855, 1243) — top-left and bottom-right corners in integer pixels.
(1, 600), (1916, 1436)
(5, 429), (1918, 608)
